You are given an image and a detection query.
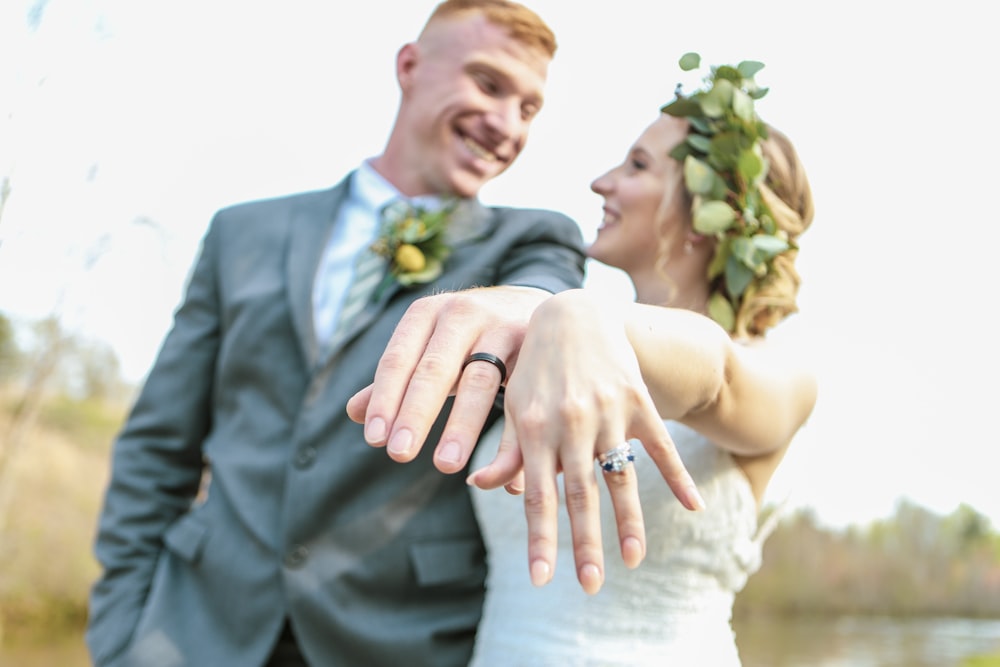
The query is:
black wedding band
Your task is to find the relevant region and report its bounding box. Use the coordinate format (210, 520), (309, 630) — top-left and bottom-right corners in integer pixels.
(462, 352), (508, 384)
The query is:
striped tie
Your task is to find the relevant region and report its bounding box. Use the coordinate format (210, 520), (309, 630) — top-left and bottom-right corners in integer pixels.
(332, 245), (387, 339)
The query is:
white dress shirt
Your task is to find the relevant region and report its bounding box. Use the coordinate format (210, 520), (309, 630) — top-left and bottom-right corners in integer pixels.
(311, 160), (442, 345)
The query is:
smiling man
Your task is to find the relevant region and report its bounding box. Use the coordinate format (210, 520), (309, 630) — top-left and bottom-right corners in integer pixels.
(86, 2), (587, 666)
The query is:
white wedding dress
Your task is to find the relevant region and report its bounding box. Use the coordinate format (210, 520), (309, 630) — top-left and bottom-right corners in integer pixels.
(469, 420), (772, 667)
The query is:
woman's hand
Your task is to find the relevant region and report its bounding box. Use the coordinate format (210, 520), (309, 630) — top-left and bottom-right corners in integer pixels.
(467, 289), (704, 594)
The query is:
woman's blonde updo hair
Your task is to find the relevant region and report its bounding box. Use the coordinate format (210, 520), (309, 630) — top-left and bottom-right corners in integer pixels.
(730, 125), (814, 338)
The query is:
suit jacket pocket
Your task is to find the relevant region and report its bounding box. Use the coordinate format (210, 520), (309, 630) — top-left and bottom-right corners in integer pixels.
(162, 513), (209, 564)
(409, 538), (486, 587)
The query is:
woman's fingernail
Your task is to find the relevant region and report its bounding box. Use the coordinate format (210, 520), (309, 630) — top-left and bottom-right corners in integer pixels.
(622, 536), (644, 568)
(530, 559), (551, 587)
(580, 563), (603, 594)
(687, 484), (706, 511)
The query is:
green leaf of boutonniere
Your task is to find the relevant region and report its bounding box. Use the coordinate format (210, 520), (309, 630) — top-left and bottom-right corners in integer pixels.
(371, 199), (455, 296)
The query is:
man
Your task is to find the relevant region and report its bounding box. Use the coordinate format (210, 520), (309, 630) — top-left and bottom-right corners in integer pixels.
(87, 2), (585, 665)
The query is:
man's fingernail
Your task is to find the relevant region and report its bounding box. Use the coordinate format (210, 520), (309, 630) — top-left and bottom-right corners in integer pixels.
(437, 441), (461, 465)
(365, 418), (387, 443)
(387, 429), (413, 456)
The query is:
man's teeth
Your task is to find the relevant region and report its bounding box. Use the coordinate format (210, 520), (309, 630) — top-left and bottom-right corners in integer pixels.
(464, 137), (497, 162)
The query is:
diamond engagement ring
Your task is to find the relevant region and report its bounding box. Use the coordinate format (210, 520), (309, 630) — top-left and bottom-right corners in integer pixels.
(597, 441), (635, 474)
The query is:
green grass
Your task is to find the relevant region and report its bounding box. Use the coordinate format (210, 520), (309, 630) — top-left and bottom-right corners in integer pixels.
(961, 654), (1000, 667)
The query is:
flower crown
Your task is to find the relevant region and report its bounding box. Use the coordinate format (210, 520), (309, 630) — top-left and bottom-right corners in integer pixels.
(661, 52), (792, 335)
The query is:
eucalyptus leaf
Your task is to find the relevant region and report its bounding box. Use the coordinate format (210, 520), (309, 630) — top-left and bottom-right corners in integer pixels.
(715, 65), (742, 84)
(737, 60), (766, 79)
(709, 132), (743, 169)
(700, 94), (724, 119)
(693, 200), (736, 234)
(662, 97), (701, 117)
(687, 134), (712, 154)
(689, 116), (712, 134)
(737, 148), (764, 183)
(684, 156), (716, 195)
(732, 88), (754, 122)
(709, 174), (730, 200)
(708, 293), (735, 332)
(730, 236), (757, 267)
(669, 143), (693, 161)
(725, 256), (754, 297)
(701, 79), (734, 118)
(679, 52), (701, 71)
(707, 239), (729, 279)
(752, 234), (789, 257)
(760, 213), (776, 235)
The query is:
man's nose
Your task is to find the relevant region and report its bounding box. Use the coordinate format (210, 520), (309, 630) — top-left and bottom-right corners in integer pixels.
(483, 98), (524, 140)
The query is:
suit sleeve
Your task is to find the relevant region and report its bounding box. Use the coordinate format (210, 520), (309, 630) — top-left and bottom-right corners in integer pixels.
(497, 210), (587, 293)
(86, 218), (223, 666)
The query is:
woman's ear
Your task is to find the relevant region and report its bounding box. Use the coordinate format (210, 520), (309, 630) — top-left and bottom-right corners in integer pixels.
(683, 230), (708, 254)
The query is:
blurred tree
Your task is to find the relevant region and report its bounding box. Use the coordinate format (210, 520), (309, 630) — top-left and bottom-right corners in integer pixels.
(0, 312), (20, 382)
(736, 501), (1000, 618)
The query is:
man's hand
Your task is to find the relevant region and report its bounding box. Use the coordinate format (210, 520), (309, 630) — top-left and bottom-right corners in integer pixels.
(346, 285), (549, 473)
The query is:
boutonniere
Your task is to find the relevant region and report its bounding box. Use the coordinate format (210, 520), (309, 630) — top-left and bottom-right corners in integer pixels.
(370, 199), (455, 296)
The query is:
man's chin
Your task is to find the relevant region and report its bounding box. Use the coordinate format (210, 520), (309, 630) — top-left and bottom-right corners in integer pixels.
(448, 171), (493, 199)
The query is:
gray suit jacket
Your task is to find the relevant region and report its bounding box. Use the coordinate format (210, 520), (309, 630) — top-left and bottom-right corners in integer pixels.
(86, 173), (585, 667)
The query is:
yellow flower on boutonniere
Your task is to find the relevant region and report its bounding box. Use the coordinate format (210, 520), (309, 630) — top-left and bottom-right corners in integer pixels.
(370, 199), (455, 297)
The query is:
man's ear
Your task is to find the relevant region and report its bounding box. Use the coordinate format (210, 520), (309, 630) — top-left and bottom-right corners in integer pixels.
(396, 42), (419, 91)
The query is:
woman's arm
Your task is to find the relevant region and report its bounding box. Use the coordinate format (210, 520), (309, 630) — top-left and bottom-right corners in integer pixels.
(623, 300), (817, 457)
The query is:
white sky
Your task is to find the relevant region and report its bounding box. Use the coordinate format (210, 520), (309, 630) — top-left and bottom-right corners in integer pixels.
(1, 0), (998, 530)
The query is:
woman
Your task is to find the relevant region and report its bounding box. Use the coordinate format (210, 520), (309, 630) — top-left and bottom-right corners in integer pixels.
(468, 54), (817, 665)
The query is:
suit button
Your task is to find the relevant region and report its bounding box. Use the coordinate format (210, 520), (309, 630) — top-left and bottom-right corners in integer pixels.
(294, 446), (317, 468)
(284, 544), (309, 568)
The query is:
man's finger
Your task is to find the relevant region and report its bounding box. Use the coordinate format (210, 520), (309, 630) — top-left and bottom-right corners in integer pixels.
(433, 355), (508, 473)
(346, 385), (373, 425)
(362, 299), (442, 447)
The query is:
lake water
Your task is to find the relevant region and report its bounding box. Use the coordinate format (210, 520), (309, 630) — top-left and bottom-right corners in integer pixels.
(2, 615), (999, 666)
(735, 615), (1000, 667)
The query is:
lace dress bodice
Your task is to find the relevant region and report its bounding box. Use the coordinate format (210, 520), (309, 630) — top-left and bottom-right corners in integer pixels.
(469, 420), (766, 667)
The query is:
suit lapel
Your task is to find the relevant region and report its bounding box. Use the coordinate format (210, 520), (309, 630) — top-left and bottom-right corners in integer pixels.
(447, 198), (496, 248)
(320, 198), (498, 363)
(287, 176), (351, 367)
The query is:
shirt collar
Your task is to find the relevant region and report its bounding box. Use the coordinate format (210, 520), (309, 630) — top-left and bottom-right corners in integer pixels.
(354, 159), (446, 214)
